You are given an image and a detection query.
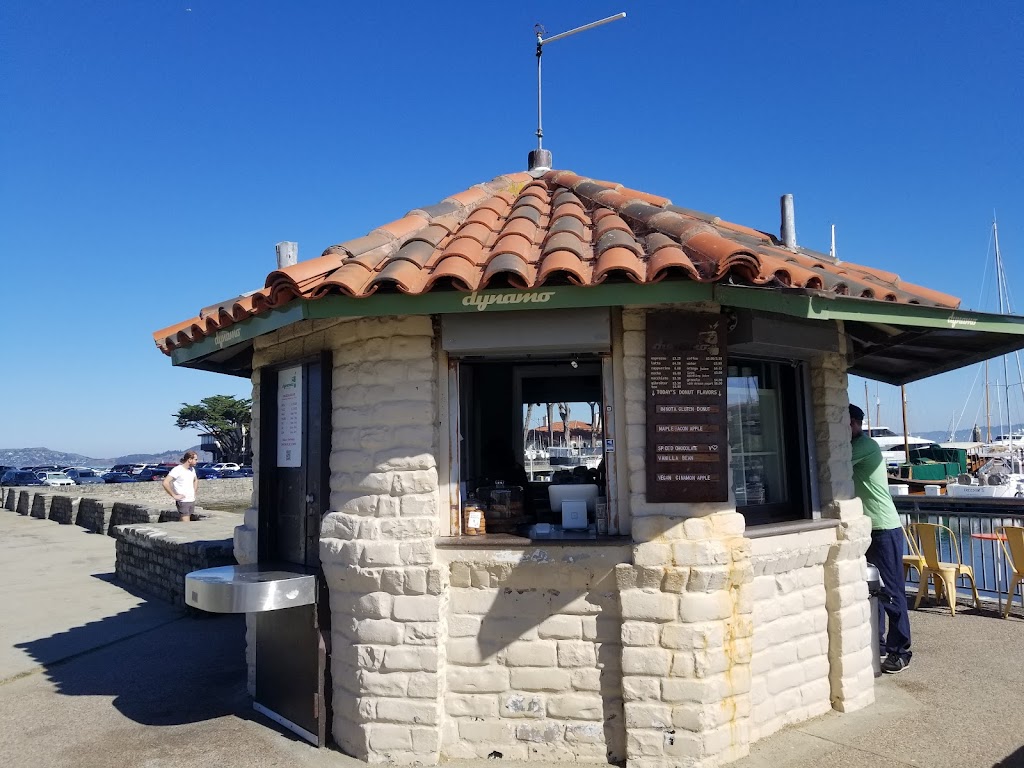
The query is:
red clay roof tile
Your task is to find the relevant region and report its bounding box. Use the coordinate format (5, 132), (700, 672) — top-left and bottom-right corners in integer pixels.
(537, 249), (592, 285)
(153, 169), (964, 353)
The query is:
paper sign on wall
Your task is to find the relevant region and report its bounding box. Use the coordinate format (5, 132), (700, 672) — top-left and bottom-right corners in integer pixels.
(277, 365), (303, 467)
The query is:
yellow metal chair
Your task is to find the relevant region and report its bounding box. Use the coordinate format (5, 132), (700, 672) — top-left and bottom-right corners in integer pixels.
(910, 522), (981, 616)
(996, 525), (1024, 619)
(902, 525), (926, 582)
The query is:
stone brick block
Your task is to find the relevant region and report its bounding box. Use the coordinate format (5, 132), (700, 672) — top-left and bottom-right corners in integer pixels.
(499, 693), (545, 719)
(570, 667), (603, 692)
(515, 722), (563, 744)
(404, 622), (439, 645)
(625, 702), (673, 729)
(446, 638), (494, 666)
(367, 723), (413, 752)
(357, 592), (392, 620)
(447, 614), (481, 637)
(621, 620), (660, 647)
(382, 646), (437, 673)
(447, 666), (509, 693)
(619, 590), (677, 622)
(546, 694), (603, 720)
(537, 615), (583, 639)
(459, 719), (512, 743)
(359, 671), (410, 697)
(556, 640), (597, 668)
(392, 595), (440, 622)
(678, 591), (733, 623)
(505, 640), (556, 667)
(621, 647), (671, 676)
(622, 676), (661, 702)
(510, 667), (571, 692)
(350, 618), (405, 645)
(446, 694), (499, 718)
(376, 699), (438, 726)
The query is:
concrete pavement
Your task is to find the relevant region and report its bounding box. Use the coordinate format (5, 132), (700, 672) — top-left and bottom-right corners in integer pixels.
(3, 510), (1024, 767)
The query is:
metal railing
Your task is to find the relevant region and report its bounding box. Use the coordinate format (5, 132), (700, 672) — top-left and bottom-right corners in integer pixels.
(895, 496), (1024, 607)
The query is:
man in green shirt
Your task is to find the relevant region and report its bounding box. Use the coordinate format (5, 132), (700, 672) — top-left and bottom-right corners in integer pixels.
(850, 404), (912, 673)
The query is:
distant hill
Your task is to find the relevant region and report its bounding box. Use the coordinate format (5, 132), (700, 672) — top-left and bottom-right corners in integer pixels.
(0, 446), (212, 468)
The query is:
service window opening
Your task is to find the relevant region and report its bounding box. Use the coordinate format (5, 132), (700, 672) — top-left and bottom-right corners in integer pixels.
(457, 358), (607, 535)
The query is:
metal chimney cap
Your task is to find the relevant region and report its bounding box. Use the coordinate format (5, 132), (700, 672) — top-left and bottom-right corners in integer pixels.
(528, 148), (552, 172)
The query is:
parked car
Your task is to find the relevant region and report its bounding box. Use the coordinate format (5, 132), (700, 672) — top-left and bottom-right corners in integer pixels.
(217, 469), (245, 478)
(237, 466), (254, 477)
(102, 472), (137, 483)
(212, 462), (241, 472)
(1, 470), (45, 486)
(137, 467), (171, 481)
(64, 468), (106, 485)
(40, 471), (75, 487)
(195, 466), (221, 480)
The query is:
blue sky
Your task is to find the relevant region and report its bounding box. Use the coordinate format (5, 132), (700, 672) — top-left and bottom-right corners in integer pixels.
(2, 1), (1022, 457)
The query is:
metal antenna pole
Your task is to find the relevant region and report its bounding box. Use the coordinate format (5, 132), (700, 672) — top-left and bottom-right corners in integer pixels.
(535, 27), (544, 151)
(532, 12), (625, 157)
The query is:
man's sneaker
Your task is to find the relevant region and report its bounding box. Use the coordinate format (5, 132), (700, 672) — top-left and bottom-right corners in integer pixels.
(881, 653), (909, 674)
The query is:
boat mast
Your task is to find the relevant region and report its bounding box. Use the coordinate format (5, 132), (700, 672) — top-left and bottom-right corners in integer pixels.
(986, 360), (991, 442)
(901, 385), (911, 464)
(994, 217), (1017, 447)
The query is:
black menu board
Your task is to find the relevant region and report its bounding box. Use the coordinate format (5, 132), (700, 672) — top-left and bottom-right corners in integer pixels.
(646, 311), (729, 503)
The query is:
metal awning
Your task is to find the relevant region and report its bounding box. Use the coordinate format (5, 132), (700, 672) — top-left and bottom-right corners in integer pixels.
(170, 281), (1024, 385)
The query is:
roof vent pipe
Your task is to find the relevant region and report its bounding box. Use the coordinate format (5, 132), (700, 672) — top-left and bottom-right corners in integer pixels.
(275, 241), (298, 269)
(780, 194), (797, 248)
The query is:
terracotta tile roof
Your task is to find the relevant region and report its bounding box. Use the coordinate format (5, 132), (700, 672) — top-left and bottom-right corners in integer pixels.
(154, 170), (962, 354)
(531, 420), (596, 434)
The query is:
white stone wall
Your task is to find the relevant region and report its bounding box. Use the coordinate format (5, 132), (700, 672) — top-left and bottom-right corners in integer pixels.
(811, 350), (875, 713)
(225, 307), (874, 767)
(748, 529), (834, 742)
(439, 547), (628, 763)
(619, 307), (754, 768)
(238, 315), (445, 763)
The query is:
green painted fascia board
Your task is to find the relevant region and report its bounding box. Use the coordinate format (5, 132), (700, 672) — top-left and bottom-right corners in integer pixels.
(305, 281), (716, 320)
(170, 301), (308, 365)
(713, 285), (1024, 334)
(170, 280), (1024, 368)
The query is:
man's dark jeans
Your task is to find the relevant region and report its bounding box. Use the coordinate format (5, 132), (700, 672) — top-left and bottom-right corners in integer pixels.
(866, 526), (912, 661)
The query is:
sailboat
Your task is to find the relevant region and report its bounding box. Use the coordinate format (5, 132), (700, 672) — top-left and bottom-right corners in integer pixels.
(947, 218), (1024, 499)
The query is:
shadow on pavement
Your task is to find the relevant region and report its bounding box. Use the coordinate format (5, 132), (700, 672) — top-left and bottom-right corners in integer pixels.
(15, 598), (256, 727)
(994, 745), (1024, 768)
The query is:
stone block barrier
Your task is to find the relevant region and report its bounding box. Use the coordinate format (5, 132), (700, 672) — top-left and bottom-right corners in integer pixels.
(48, 495), (80, 525)
(30, 493), (49, 519)
(76, 498), (109, 534)
(107, 502), (160, 535)
(1, 483), (247, 609)
(113, 524), (236, 608)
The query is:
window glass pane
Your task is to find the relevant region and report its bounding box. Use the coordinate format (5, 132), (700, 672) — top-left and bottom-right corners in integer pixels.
(523, 401), (603, 482)
(727, 361), (789, 507)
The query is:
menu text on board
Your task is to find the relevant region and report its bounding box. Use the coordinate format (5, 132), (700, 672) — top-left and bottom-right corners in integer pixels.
(646, 312), (729, 503)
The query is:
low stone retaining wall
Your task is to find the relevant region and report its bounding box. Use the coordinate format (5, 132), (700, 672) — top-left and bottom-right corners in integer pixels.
(3, 486), (242, 609)
(114, 523), (237, 607)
